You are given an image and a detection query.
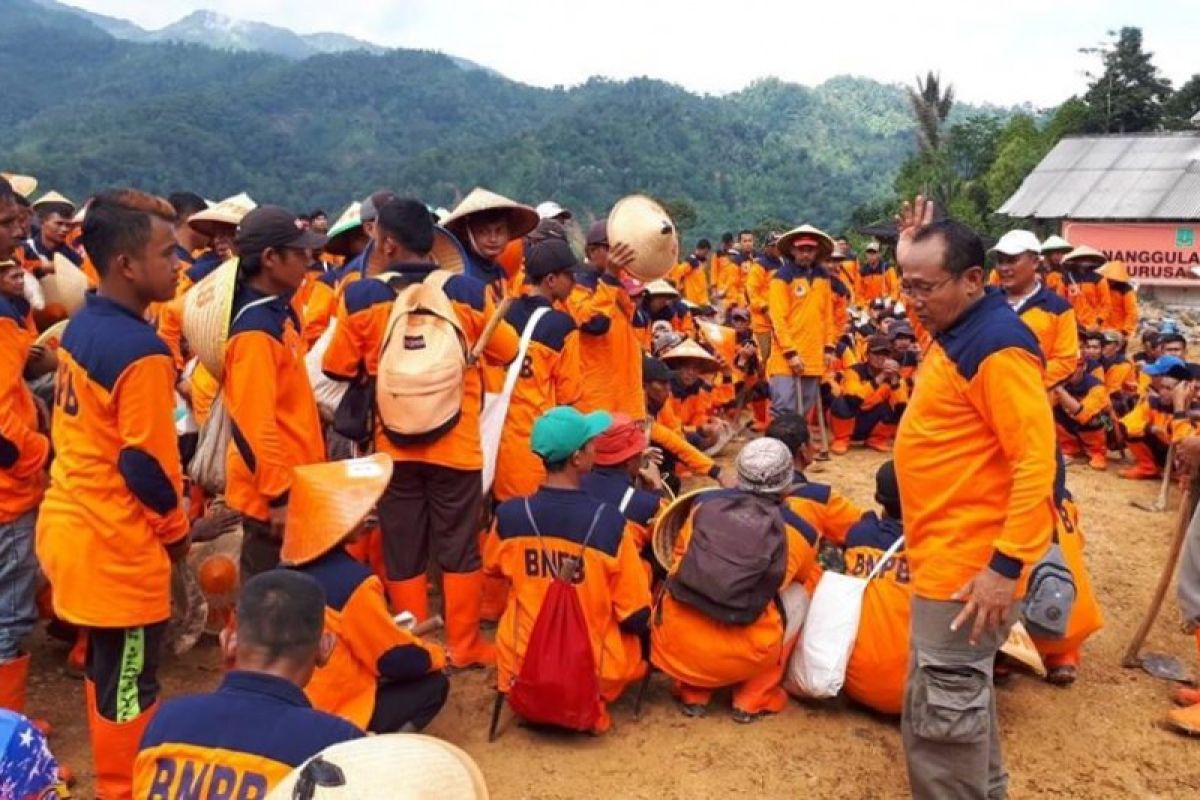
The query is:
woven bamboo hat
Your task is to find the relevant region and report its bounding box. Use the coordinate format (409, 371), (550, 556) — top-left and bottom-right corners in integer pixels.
(1040, 234), (1072, 253)
(607, 194), (679, 281)
(34, 319), (68, 349)
(1, 173), (37, 199)
(652, 489), (717, 570)
(1062, 245), (1106, 268)
(324, 201), (363, 257)
(431, 225), (468, 274)
(777, 224), (835, 263)
(31, 190), (75, 216)
(661, 338), (720, 372)
(697, 320), (737, 366)
(41, 254), (88, 316)
(267, 734), (489, 800)
(643, 279), (680, 298)
(442, 187), (538, 245)
(999, 620), (1047, 677)
(1098, 260), (1130, 284)
(281, 453), (393, 567)
(182, 257), (239, 380)
(188, 192), (256, 238)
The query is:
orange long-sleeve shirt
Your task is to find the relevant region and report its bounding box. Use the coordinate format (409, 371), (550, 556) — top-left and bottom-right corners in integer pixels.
(0, 294), (48, 521)
(767, 262), (835, 379)
(565, 268), (644, 417)
(1065, 271), (1110, 331)
(1055, 373), (1108, 425)
(745, 255), (782, 335)
(894, 290), (1055, 601)
(1105, 283), (1138, 339)
(36, 294), (189, 627)
(1015, 285), (1080, 389)
(672, 254), (710, 307)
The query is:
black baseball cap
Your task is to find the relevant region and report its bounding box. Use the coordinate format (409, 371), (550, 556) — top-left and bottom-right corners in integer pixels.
(236, 206), (327, 257)
(867, 335), (893, 353)
(586, 219), (608, 247)
(359, 190), (398, 223)
(642, 355), (674, 383)
(525, 238), (580, 280)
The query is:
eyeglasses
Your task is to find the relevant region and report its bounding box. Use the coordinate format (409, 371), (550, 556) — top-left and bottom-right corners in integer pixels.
(900, 275), (957, 299)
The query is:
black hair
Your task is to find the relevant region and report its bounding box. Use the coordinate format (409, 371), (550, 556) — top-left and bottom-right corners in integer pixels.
(237, 571), (327, 663)
(721, 232), (734, 244)
(875, 460), (902, 519)
(1161, 332), (1187, 346)
(167, 192), (208, 220)
(377, 198), (434, 255)
(765, 412), (810, 456)
(36, 203), (73, 221)
(81, 189), (176, 278)
(310, 209), (327, 219)
(1142, 331), (1161, 345)
(1081, 331), (1104, 344)
(910, 219), (985, 278)
(737, 229), (754, 239)
(297, 213), (312, 224)
(542, 457), (569, 473)
(0, 177), (14, 205)
(696, 238), (711, 250)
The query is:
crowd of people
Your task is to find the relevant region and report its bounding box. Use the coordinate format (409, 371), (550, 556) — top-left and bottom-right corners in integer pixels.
(0, 169), (1197, 800)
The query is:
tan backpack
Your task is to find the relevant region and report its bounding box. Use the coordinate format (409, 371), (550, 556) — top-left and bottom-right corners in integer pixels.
(375, 270), (469, 445)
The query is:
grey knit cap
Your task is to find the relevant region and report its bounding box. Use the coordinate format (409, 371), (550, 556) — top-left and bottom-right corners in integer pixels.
(735, 437), (794, 495)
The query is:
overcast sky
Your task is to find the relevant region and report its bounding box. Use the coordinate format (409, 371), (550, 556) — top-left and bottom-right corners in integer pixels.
(65, 0), (1196, 107)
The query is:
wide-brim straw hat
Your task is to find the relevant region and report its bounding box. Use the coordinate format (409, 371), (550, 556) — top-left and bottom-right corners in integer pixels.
(41, 254), (88, 316)
(31, 190), (75, 215)
(697, 320), (737, 366)
(267, 734), (489, 800)
(432, 225), (468, 274)
(281, 453), (394, 566)
(999, 620), (1046, 677)
(1062, 245), (1106, 268)
(442, 187), (538, 244)
(607, 194), (679, 282)
(1040, 234), (1072, 253)
(324, 201), (363, 257)
(182, 257), (239, 380)
(643, 279), (680, 298)
(188, 192), (256, 238)
(34, 319), (68, 349)
(1098, 260), (1131, 284)
(777, 224), (835, 263)
(1, 173), (37, 199)
(660, 338), (720, 372)
(652, 489), (716, 570)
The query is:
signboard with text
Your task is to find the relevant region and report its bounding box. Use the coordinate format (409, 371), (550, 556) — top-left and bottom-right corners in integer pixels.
(1061, 221), (1200, 287)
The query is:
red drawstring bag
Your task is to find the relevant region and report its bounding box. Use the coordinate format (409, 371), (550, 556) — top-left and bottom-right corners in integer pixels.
(507, 501), (604, 732)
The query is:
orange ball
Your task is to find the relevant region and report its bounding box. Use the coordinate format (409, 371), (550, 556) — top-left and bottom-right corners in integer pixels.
(198, 554), (238, 596)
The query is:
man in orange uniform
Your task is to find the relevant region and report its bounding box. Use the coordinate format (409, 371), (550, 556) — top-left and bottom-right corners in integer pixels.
(282, 455), (449, 733)
(493, 238), (583, 502)
(1100, 331), (1138, 415)
(1062, 247), (1110, 332)
(828, 335), (908, 454)
(643, 356), (732, 493)
(858, 241), (891, 304)
(580, 414), (666, 565)
(832, 236), (863, 299)
(652, 438), (819, 722)
(1039, 235), (1072, 297)
(1098, 260), (1138, 339)
(484, 407), (652, 733)
(0, 178), (51, 721)
(843, 461), (910, 716)
(1120, 355), (1194, 480)
(322, 198), (518, 668)
(716, 244), (747, 310)
(36, 190), (192, 799)
(992, 229), (1080, 390)
(767, 226), (835, 420)
(745, 232), (781, 361)
(223, 207), (328, 580)
(25, 192), (81, 269)
(671, 239), (711, 307)
(893, 205), (1055, 799)
(133, 571), (363, 797)
(566, 220), (644, 418)
(1053, 356), (1112, 471)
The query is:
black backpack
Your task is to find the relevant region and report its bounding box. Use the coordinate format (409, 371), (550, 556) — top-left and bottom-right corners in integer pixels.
(667, 493), (787, 625)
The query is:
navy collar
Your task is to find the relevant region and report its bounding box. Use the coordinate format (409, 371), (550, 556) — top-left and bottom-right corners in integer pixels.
(218, 670), (312, 708)
(86, 291), (152, 325)
(936, 287), (1005, 345)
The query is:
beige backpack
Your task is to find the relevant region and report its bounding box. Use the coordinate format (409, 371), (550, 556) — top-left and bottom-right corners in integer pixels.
(376, 270), (469, 445)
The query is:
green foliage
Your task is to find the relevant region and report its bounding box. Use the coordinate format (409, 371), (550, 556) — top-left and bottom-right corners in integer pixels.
(1081, 27), (1173, 133)
(1163, 75), (1200, 130)
(906, 72), (955, 152)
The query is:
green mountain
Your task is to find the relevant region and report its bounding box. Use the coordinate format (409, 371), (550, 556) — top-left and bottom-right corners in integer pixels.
(0, 0), (1006, 234)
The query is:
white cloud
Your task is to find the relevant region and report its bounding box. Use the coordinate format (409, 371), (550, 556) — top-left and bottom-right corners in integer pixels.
(65, 0), (1195, 106)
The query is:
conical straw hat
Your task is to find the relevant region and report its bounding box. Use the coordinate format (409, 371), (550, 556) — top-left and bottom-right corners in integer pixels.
(697, 320), (737, 366)
(267, 734), (489, 800)
(31, 190), (75, 214)
(652, 489), (717, 570)
(999, 620), (1047, 677)
(661, 338), (720, 372)
(324, 201), (363, 257)
(1062, 245), (1106, 267)
(777, 224), (835, 263)
(643, 279), (680, 298)
(442, 187), (538, 243)
(1, 173), (37, 199)
(431, 226), (468, 274)
(34, 319), (69, 349)
(41, 253), (88, 316)
(182, 257), (240, 380)
(1040, 234), (1072, 253)
(281, 453), (394, 566)
(1098, 260), (1130, 283)
(607, 194), (679, 282)
(188, 192), (256, 238)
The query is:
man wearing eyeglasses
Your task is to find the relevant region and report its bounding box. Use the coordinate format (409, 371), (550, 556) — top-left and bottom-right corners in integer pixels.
(892, 198), (1056, 800)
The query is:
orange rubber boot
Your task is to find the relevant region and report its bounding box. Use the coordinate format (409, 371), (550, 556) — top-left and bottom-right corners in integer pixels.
(829, 415), (855, 455)
(0, 653), (32, 715)
(732, 637), (796, 716)
(443, 571), (495, 668)
(67, 630), (87, 674)
(385, 574), (429, 623)
(1079, 429), (1109, 471)
(86, 680), (157, 800)
(751, 398), (770, 432)
(1056, 424), (1082, 459)
(1174, 631), (1200, 706)
(865, 423), (897, 453)
(1120, 441), (1162, 480)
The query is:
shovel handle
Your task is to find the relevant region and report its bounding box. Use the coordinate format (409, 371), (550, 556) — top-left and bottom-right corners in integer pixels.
(468, 297), (515, 365)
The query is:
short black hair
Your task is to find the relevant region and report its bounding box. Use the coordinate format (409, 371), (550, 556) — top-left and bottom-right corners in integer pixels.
(910, 219), (985, 278)
(696, 238), (711, 250)
(1081, 331), (1104, 344)
(765, 412), (809, 456)
(0, 177), (14, 206)
(82, 189), (176, 278)
(541, 457), (569, 473)
(238, 571), (326, 663)
(1161, 332), (1187, 346)
(721, 232), (734, 244)
(377, 198), (434, 255)
(297, 213), (312, 224)
(310, 209), (327, 219)
(1142, 331), (1161, 345)
(737, 229), (753, 239)
(167, 192), (208, 220)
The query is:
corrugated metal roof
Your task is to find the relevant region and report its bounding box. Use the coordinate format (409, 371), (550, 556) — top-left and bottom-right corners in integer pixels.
(998, 133), (1200, 220)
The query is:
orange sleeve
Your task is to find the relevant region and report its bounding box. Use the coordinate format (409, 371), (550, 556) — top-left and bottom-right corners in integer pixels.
(966, 349), (1055, 572)
(767, 277), (798, 356)
(0, 321), (49, 479)
(824, 282), (836, 350)
(555, 329), (583, 407)
(224, 334), (293, 506)
(746, 265), (769, 316)
(566, 281), (617, 334)
(1122, 292), (1138, 338)
(482, 522), (504, 578)
(1122, 400), (1150, 438)
(155, 295), (186, 369)
(321, 298), (363, 381)
(113, 355), (189, 544)
(342, 577), (446, 678)
(650, 421), (716, 477)
(609, 525), (653, 623)
(1044, 308), (1080, 389)
(478, 296), (520, 366)
(1171, 415), (1194, 444)
(1073, 384), (1108, 424)
(842, 367), (890, 409)
(820, 492), (866, 547)
(301, 281), (337, 348)
(1095, 279), (1112, 327)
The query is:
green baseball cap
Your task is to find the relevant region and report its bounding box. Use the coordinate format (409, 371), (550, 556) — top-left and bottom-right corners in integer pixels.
(531, 407), (612, 464)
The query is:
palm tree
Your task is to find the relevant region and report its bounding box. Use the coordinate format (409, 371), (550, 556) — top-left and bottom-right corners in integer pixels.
(907, 72), (955, 152)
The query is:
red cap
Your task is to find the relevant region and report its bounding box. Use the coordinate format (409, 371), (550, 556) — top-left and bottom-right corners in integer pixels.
(593, 413), (648, 466)
(793, 235), (820, 248)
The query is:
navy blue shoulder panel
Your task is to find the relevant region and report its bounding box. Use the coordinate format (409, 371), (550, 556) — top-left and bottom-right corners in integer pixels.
(495, 489), (626, 558)
(62, 297), (171, 392)
(343, 277), (396, 315)
(291, 549), (372, 612)
(317, 268), (341, 288)
(772, 262), (797, 283)
(670, 378), (702, 400)
(845, 512), (905, 551)
(185, 252), (222, 284)
(443, 273), (487, 311)
(573, 267), (601, 291)
(506, 298), (576, 352)
(0, 294), (28, 326)
(580, 471), (660, 526)
(938, 290), (1043, 381)
(1023, 286), (1072, 315)
(789, 481), (832, 505)
(229, 288), (297, 343)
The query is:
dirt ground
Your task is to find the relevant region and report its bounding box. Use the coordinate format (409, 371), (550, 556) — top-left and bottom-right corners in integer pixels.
(25, 448), (1200, 798)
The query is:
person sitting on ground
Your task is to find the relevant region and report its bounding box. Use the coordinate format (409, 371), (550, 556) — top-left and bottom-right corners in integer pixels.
(1120, 355), (1194, 480)
(1098, 260), (1138, 339)
(1133, 330), (1162, 367)
(282, 454), (449, 734)
(728, 307), (770, 430)
(643, 356), (733, 493)
(134, 571), (363, 796)
(651, 438), (821, 723)
(828, 335), (908, 455)
(641, 280), (693, 337)
(1099, 330), (1138, 416)
(661, 338), (723, 451)
(484, 406), (652, 734)
(1053, 356), (1112, 472)
(840, 460), (911, 716)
